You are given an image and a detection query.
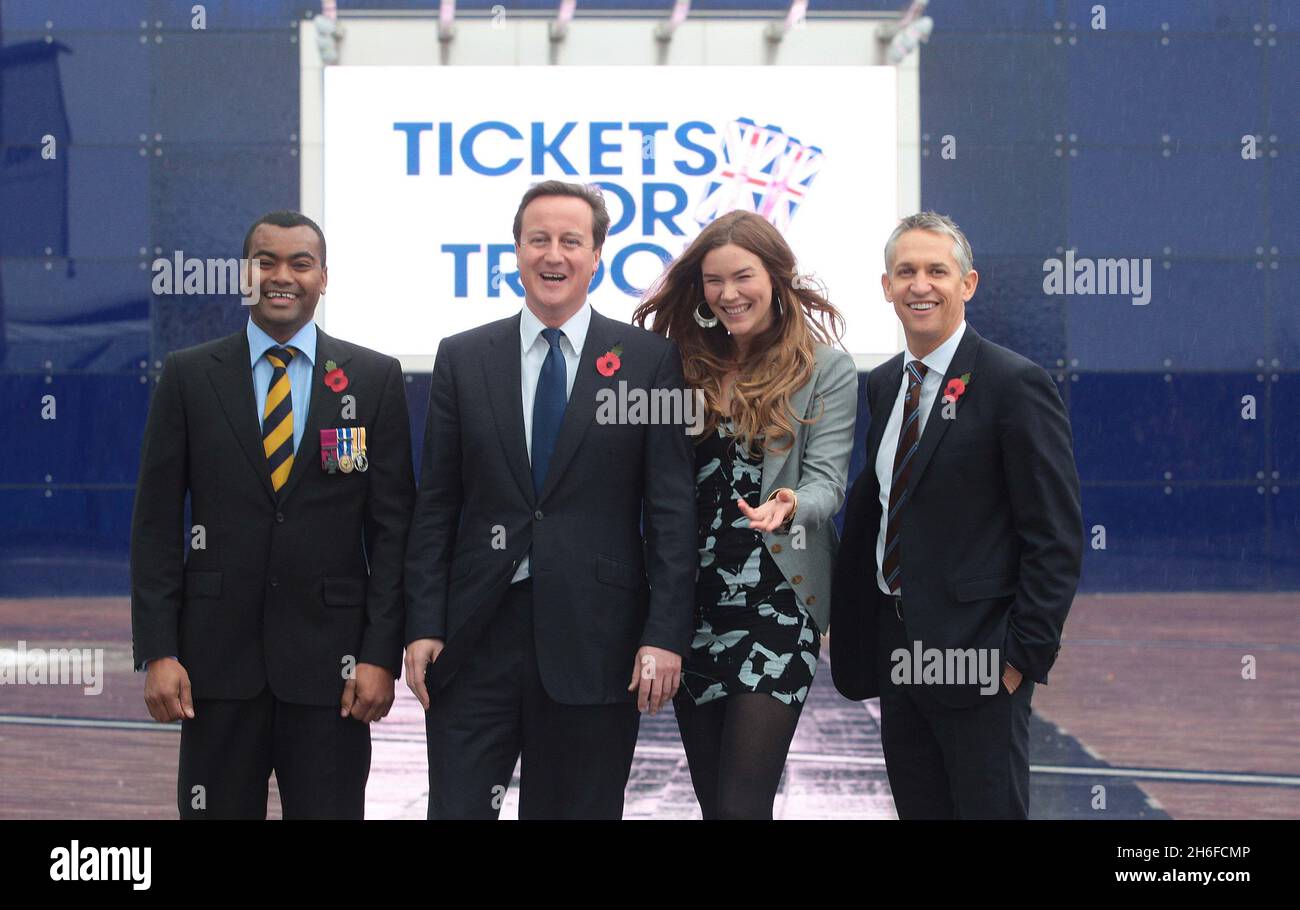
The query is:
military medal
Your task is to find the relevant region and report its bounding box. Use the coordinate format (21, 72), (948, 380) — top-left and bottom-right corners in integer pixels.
(338, 426), (355, 473)
(353, 427), (369, 473)
(320, 429), (339, 473)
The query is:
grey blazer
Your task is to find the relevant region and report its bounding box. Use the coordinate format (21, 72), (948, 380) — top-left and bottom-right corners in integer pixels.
(752, 343), (859, 634)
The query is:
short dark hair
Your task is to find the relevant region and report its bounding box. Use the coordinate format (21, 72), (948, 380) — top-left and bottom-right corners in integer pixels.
(512, 181), (611, 250)
(243, 210), (327, 267)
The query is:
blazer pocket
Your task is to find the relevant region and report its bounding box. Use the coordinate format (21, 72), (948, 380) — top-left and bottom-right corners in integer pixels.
(955, 574), (1017, 603)
(183, 570), (222, 598)
(595, 555), (640, 591)
(323, 576), (367, 607)
(936, 440), (997, 460)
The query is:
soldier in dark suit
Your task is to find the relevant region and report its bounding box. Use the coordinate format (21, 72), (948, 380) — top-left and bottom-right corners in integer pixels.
(831, 212), (1083, 819)
(131, 211), (415, 819)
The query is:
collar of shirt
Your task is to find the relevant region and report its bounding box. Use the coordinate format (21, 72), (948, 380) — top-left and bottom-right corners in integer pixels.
(905, 319), (966, 380)
(519, 300), (591, 360)
(247, 318), (317, 369)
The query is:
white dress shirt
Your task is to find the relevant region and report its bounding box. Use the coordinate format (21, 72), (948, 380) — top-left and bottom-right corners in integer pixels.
(512, 301), (592, 583)
(874, 320), (967, 596)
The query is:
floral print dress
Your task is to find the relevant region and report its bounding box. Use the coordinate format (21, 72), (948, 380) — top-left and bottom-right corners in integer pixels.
(680, 421), (820, 707)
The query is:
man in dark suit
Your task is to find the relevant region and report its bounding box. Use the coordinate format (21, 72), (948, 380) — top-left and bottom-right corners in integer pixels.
(131, 211), (415, 819)
(404, 181), (696, 819)
(830, 212), (1082, 819)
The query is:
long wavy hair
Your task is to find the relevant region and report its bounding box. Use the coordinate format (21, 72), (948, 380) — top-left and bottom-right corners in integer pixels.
(632, 210), (845, 456)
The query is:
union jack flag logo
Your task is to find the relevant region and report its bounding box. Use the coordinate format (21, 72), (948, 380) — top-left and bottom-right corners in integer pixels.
(693, 118), (825, 233)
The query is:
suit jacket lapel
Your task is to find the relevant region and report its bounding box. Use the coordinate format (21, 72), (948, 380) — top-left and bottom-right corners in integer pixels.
(537, 309), (619, 504)
(276, 326), (350, 504)
(864, 353), (905, 491)
(905, 324), (983, 494)
(760, 368), (818, 501)
(208, 331), (276, 503)
(484, 313), (535, 507)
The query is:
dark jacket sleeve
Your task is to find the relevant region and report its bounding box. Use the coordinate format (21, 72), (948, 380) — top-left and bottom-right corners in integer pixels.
(404, 337), (462, 644)
(637, 341), (698, 656)
(828, 368), (882, 700)
(358, 356), (416, 675)
(997, 363), (1083, 683)
(130, 352), (189, 669)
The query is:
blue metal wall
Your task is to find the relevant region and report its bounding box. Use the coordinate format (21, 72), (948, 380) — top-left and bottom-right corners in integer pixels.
(1, 1), (1295, 594)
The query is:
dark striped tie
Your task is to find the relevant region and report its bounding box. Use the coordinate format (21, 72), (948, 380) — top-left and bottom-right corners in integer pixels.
(262, 346), (297, 492)
(882, 359), (928, 593)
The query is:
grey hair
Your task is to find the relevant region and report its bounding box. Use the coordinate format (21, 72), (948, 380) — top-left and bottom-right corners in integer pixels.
(883, 212), (974, 276)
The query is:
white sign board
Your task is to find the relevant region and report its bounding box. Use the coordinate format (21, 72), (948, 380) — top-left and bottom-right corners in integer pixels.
(323, 65), (899, 363)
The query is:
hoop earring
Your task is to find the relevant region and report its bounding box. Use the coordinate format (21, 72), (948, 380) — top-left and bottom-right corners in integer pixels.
(772, 291), (782, 320)
(694, 301), (719, 329)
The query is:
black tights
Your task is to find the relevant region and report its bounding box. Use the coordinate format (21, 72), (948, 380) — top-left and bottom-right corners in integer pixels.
(674, 692), (804, 820)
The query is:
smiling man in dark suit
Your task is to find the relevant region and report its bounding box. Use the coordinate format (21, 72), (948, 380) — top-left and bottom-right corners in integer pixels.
(403, 181), (696, 820)
(131, 211), (415, 819)
(830, 212), (1083, 819)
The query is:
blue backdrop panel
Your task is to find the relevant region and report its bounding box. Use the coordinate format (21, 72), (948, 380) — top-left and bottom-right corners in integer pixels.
(404, 371), (431, 478)
(154, 31), (299, 144)
(1069, 373), (1267, 483)
(1066, 147), (1268, 258)
(1066, 35), (1266, 144)
(1271, 487), (1300, 588)
(1274, 262), (1298, 368)
(0, 1), (1295, 595)
(0, 488), (136, 596)
(148, 0), (317, 29)
(69, 147), (152, 258)
(1064, 0), (1267, 33)
(921, 33), (1065, 145)
(1065, 261), (1270, 371)
(153, 295), (257, 361)
(964, 256), (1067, 370)
(1078, 484), (1271, 591)
(921, 142), (1068, 257)
(150, 145), (300, 264)
(1, 0), (152, 31)
(0, 259), (151, 371)
(4, 373), (149, 484)
(1270, 374), (1299, 481)
(49, 31), (151, 144)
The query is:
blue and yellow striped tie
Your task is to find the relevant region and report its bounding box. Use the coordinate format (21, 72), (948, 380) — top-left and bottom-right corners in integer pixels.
(262, 346), (297, 492)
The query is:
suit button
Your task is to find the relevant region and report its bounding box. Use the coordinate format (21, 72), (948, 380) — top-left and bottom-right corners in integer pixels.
(275, 512), (285, 523)
(535, 510), (544, 520)
(805, 595), (816, 606)
(792, 574), (803, 585)
(269, 577), (279, 589)
(771, 543), (782, 554)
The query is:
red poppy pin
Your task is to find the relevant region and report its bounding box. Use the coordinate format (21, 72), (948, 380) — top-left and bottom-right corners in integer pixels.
(596, 343), (623, 378)
(942, 372), (972, 404)
(323, 359), (349, 393)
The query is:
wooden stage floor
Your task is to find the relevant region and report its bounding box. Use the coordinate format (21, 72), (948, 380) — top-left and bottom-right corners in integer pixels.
(1, 593), (1296, 820)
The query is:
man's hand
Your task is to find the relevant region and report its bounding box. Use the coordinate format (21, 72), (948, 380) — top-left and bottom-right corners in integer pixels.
(144, 657), (195, 722)
(627, 645), (681, 715)
(340, 663), (395, 722)
(403, 638), (445, 711)
(736, 490), (794, 533)
(1002, 663), (1023, 694)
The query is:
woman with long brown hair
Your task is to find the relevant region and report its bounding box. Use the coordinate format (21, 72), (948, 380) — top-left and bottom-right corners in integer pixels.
(633, 210), (858, 818)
